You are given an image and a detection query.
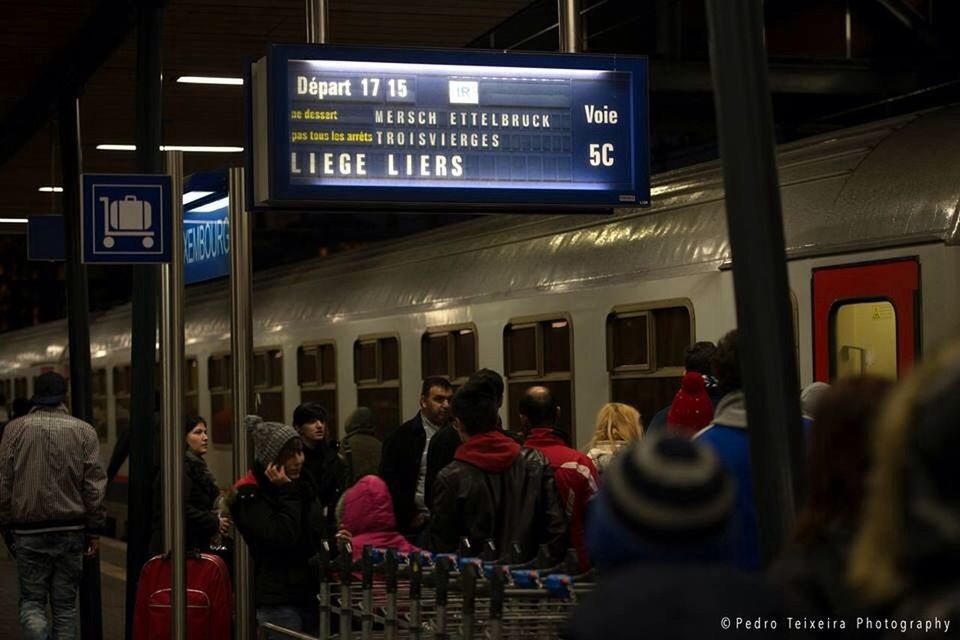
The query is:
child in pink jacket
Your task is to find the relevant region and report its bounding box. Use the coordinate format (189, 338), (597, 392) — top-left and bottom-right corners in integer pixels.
(338, 475), (419, 561)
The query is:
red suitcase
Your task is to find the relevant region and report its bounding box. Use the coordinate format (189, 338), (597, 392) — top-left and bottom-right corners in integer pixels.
(133, 553), (233, 640)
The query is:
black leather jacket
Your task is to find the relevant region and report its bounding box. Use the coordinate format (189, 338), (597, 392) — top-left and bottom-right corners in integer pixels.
(427, 447), (567, 563)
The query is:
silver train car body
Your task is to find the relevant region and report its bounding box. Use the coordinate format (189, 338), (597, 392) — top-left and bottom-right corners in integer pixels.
(2, 107), (959, 486)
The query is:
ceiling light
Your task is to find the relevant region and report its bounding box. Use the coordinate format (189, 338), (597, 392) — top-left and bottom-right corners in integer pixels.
(0, 218), (28, 224)
(191, 197), (229, 212)
(38, 186), (64, 193)
(177, 76), (244, 86)
(183, 191), (214, 205)
(96, 144), (243, 153)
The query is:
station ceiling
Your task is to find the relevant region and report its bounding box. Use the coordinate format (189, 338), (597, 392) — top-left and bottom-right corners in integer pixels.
(0, 0), (532, 221)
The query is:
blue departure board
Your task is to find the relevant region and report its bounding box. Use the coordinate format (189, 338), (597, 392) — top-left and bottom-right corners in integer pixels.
(249, 45), (649, 209)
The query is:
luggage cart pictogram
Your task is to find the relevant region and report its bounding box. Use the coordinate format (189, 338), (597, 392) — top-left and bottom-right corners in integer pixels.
(100, 194), (155, 248)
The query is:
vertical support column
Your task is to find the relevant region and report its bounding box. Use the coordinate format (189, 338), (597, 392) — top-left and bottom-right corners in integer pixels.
(230, 167), (254, 640)
(160, 150), (186, 639)
(306, 0), (329, 44)
(126, 4), (163, 638)
(557, 0), (582, 53)
(59, 95), (102, 640)
(705, 0), (804, 565)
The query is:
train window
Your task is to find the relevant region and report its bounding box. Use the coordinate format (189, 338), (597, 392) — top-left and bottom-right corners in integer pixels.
(113, 365), (131, 442)
(185, 358), (199, 418)
(831, 300), (897, 379)
(503, 316), (574, 440)
(298, 343), (338, 438)
(355, 335), (401, 440)
(89, 369), (108, 441)
(208, 354), (233, 445)
(607, 301), (694, 430)
(421, 324), (479, 385)
(253, 348), (284, 423)
(14, 377), (27, 400)
(0, 379), (10, 404)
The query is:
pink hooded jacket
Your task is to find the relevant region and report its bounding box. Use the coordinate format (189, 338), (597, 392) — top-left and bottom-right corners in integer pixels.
(341, 475), (419, 561)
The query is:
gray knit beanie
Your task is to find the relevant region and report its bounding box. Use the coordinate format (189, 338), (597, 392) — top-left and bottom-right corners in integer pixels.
(245, 415), (299, 466)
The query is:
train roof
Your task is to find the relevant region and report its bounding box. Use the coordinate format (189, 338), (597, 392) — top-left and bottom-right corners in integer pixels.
(3, 107), (960, 374)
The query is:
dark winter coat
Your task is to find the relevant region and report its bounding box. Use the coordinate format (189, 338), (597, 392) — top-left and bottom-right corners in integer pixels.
(770, 528), (861, 622)
(301, 440), (344, 509)
(427, 431), (567, 563)
(228, 464), (326, 608)
(567, 565), (791, 640)
(378, 413), (428, 532)
(424, 424), (461, 509)
(149, 450), (221, 555)
(342, 425), (382, 486)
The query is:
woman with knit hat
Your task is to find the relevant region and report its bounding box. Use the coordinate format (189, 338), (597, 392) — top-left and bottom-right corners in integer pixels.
(228, 415), (326, 639)
(666, 370), (715, 438)
(584, 402), (642, 476)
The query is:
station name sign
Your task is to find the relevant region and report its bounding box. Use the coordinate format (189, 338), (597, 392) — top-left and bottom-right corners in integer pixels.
(248, 45), (649, 209)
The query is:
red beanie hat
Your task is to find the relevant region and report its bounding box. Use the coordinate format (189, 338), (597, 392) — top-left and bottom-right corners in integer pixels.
(667, 371), (714, 438)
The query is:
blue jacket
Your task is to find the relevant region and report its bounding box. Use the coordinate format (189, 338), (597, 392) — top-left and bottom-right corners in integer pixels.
(693, 391), (759, 571)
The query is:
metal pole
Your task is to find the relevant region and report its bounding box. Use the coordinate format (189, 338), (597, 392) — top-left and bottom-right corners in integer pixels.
(127, 3), (163, 637)
(161, 150), (186, 639)
(557, 0), (582, 53)
(59, 94), (103, 640)
(705, 0), (804, 565)
(305, 0), (329, 44)
(230, 167), (254, 640)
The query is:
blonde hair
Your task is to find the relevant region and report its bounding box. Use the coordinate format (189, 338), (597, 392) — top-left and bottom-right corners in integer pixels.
(586, 402), (642, 450)
(849, 343), (960, 605)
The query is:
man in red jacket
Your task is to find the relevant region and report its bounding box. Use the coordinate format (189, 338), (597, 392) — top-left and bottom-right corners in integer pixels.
(519, 386), (598, 571)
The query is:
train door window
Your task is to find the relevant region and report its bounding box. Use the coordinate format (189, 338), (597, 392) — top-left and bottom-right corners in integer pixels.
(14, 377), (28, 401)
(813, 258), (919, 381)
(422, 324), (479, 387)
(0, 379), (9, 412)
(831, 300), (897, 379)
(503, 317), (574, 441)
(113, 365), (132, 442)
(298, 343), (338, 437)
(355, 335), (400, 440)
(607, 301), (693, 430)
(208, 354), (233, 445)
(90, 369), (108, 441)
(253, 348), (284, 423)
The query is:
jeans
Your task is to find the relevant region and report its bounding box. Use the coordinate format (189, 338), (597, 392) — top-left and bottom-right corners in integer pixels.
(14, 531), (85, 640)
(257, 606), (318, 640)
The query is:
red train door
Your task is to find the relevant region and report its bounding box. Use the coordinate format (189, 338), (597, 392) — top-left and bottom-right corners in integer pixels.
(812, 258), (920, 382)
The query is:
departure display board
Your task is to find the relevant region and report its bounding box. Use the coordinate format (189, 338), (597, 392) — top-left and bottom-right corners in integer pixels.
(249, 45), (649, 209)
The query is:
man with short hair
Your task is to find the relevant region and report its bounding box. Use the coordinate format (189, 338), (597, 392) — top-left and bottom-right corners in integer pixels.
(379, 376), (453, 534)
(292, 402), (344, 512)
(427, 379), (567, 562)
(0, 372), (106, 640)
(519, 386), (597, 570)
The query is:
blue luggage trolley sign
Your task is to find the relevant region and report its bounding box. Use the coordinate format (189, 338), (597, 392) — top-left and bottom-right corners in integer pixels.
(82, 173), (172, 264)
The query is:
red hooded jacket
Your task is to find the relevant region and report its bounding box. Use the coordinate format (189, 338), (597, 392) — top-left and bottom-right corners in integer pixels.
(523, 428), (598, 570)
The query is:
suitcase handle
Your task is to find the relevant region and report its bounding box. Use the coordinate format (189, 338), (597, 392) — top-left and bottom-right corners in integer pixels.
(124, 195), (139, 201)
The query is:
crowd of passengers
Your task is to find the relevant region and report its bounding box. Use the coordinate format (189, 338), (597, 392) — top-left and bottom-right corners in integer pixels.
(5, 328), (960, 638)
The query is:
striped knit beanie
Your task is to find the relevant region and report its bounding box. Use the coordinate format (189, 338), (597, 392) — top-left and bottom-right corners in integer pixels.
(245, 415), (299, 466)
(604, 433), (734, 543)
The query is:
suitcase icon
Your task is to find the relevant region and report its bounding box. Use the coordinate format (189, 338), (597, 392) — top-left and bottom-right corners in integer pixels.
(100, 195), (155, 248)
